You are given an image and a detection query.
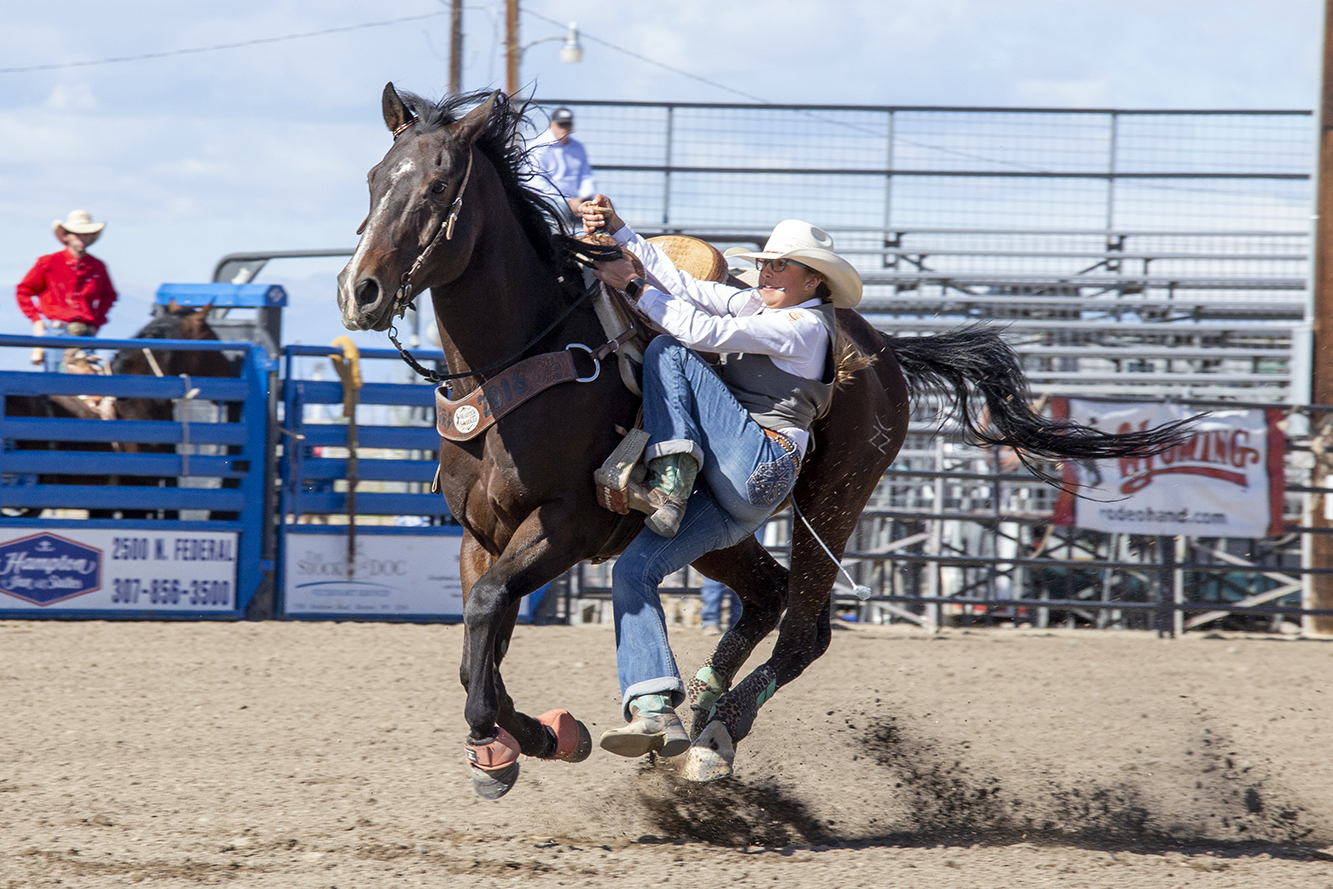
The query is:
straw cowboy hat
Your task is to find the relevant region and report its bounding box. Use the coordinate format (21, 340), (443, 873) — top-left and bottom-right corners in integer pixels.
(52, 209), (105, 237)
(730, 219), (862, 309)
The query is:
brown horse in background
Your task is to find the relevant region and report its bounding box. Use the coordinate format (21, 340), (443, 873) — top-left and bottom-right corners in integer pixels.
(337, 86), (1189, 799)
(5, 303), (235, 520)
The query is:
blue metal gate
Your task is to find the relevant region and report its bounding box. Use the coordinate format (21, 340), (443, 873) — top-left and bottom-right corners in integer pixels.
(0, 333), (273, 619)
(279, 344), (471, 621)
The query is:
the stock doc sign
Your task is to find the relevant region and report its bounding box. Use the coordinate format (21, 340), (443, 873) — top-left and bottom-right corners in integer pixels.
(0, 532), (102, 605)
(1053, 400), (1284, 539)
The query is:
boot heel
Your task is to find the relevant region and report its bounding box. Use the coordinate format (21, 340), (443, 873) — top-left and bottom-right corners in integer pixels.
(645, 497), (688, 538)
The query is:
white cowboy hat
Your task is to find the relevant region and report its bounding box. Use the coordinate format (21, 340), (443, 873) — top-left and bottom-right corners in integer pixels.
(52, 209), (105, 236)
(730, 219), (862, 309)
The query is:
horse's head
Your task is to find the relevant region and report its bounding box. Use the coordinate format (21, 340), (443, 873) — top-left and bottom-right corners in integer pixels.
(112, 303), (233, 379)
(337, 84), (500, 332)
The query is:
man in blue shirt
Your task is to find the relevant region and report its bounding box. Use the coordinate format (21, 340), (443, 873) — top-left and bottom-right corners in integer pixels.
(528, 107), (596, 222)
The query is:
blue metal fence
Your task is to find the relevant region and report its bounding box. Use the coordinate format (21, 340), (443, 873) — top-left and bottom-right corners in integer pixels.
(278, 344), (480, 622)
(0, 334), (273, 619)
(279, 344), (448, 523)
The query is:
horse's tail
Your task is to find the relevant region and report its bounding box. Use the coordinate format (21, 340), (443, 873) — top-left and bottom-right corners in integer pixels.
(878, 323), (1193, 474)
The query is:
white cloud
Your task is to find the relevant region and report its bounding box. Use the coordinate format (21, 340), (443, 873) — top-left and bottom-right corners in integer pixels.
(45, 83), (98, 111)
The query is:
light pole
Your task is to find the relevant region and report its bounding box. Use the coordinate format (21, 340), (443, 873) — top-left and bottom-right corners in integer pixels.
(449, 0), (463, 94)
(504, 0), (582, 95)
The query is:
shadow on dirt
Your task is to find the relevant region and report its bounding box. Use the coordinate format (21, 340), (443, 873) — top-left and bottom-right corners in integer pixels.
(633, 715), (1321, 860)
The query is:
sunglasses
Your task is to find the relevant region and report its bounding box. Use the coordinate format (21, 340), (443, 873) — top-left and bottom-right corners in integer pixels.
(757, 258), (810, 273)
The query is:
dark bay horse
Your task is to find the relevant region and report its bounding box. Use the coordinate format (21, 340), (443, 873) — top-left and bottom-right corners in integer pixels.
(337, 86), (1188, 799)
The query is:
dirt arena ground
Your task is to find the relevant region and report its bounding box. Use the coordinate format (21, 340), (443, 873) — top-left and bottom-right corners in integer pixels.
(2, 618), (1333, 888)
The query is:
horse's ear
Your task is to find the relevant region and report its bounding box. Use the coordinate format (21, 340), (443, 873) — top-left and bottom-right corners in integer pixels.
(451, 90), (499, 145)
(382, 82), (414, 133)
(195, 300), (214, 317)
(167, 299), (181, 312)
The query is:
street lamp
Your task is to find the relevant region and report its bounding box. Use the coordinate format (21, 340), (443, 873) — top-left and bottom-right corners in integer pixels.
(558, 22), (583, 64)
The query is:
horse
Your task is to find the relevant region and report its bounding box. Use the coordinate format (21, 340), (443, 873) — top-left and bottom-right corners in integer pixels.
(336, 86), (1190, 799)
(6, 303), (236, 519)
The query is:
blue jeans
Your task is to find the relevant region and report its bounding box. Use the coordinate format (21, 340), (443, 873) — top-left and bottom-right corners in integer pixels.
(610, 337), (797, 718)
(700, 577), (742, 629)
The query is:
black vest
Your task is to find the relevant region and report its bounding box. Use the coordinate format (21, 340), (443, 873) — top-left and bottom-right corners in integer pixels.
(715, 303), (837, 432)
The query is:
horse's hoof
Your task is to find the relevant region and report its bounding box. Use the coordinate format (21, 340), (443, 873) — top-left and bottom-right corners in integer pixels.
(680, 720), (735, 782)
(470, 761), (520, 799)
(465, 727), (521, 799)
(538, 709), (593, 763)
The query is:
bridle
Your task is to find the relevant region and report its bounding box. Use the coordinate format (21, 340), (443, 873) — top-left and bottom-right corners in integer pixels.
(387, 118), (474, 323)
(380, 117), (603, 387)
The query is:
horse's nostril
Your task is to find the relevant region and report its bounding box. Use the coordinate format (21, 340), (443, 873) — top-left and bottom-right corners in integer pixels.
(355, 278), (381, 308)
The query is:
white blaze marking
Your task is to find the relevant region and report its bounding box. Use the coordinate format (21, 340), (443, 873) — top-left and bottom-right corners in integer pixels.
(342, 157), (419, 305)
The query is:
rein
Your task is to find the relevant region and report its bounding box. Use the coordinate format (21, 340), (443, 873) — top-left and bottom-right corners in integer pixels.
(379, 116), (629, 401)
(387, 272), (597, 385)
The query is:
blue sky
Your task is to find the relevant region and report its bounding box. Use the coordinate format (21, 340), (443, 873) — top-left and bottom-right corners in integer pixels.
(0, 0), (1323, 360)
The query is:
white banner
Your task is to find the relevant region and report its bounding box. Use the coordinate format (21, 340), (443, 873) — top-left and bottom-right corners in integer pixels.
(1054, 400), (1284, 539)
(0, 528), (237, 612)
(283, 530), (471, 618)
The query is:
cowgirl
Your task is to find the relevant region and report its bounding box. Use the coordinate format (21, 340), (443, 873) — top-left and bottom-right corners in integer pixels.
(580, 196), (862, 757)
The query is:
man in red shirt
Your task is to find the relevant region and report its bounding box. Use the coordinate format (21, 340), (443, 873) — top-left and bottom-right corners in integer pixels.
(17, 210), (118, 367)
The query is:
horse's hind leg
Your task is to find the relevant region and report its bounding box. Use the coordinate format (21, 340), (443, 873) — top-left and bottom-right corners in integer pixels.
(686, 538), (788, 736)
(681, 524), (842, 782)
(681, 464), (880, 782)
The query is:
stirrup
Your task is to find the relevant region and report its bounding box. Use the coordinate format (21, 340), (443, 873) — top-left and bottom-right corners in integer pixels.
(594, 428), (651, 514)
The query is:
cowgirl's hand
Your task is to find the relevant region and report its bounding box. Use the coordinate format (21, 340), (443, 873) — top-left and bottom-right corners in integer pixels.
(592, 256), (638, 292)
(581, 194), (623, 235)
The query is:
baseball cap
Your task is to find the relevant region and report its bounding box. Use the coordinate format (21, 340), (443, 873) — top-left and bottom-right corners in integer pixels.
(551, 107), (574, 126)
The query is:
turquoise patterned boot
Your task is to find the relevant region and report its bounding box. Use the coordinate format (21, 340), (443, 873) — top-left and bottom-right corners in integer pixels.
(642, 453), (698, 538)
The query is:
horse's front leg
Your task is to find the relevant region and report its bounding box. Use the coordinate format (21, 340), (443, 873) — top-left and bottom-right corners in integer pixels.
(464, 592), (589, 765)
(459, 507), (592, 799)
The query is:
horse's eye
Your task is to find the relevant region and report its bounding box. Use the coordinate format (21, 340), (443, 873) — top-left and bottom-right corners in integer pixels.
(430, 182), (447, 195)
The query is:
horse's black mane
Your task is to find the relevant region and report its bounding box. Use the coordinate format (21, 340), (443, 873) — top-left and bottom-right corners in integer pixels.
(397, 89), (621, 275)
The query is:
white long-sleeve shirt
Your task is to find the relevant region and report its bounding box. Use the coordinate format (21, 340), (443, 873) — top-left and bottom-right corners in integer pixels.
(613, 224), (831, 455)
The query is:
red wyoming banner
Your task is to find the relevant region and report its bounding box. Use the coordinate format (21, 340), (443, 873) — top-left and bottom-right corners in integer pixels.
(1051, 399), (1285, 539)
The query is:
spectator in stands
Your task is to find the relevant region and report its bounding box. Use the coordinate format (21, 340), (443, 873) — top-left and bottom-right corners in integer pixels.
(17, 210), (117, 369)
(528, 107), (596, 222)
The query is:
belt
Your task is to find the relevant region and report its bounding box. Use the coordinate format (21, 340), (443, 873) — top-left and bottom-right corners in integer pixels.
(763, 428), (801, 473)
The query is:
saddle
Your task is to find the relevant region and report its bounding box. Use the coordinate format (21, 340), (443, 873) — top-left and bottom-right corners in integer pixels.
(61, 351), (118, 421)
(585, 233), (731, 396)
(590, 235), (731, 514)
